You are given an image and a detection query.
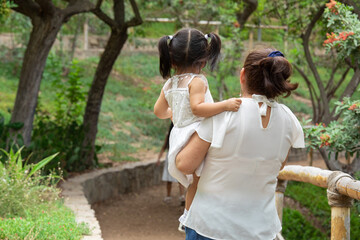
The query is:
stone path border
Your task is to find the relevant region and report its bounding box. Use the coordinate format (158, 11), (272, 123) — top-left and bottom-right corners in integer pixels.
(60, 159), (163, 240)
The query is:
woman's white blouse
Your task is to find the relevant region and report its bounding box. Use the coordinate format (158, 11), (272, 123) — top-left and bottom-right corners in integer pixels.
(183, 97), (305, 240)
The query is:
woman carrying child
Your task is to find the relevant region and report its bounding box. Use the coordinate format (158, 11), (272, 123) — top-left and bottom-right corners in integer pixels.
(176, 48), (305, 240)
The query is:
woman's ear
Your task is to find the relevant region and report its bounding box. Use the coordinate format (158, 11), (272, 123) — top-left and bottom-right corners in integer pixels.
(240, 68), (246, 84)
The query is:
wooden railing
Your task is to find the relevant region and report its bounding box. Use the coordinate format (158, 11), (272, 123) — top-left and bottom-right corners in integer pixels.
(275, 165), (360, 240)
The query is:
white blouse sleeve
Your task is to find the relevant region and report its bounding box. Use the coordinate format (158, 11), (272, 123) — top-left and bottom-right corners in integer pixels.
(280, 104), (305, 148)
(196, 116), (213, 143)
(196, 112), (232, 148)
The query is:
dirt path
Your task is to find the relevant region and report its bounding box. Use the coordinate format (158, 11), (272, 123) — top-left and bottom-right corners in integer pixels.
(92, 182), (186, 240)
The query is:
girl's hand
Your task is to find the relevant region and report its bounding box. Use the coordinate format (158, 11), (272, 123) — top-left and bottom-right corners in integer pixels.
(225, 98), (242, 112)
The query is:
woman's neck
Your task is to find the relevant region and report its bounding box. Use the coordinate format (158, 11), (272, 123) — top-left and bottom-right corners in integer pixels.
(242, 92), (252, 98)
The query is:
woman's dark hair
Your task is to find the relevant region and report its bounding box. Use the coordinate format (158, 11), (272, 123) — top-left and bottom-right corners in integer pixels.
(158, 28), (221, 79)
(243, 48), (298, 99)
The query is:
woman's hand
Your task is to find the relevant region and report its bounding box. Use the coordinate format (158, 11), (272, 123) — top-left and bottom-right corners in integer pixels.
(224, 98), (242, 112)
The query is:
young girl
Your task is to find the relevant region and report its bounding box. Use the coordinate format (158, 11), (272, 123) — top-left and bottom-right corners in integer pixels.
(154, 28), (241, 219)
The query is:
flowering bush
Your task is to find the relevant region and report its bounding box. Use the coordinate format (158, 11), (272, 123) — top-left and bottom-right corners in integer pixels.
(304, 98), (360, 160)
(323, 0), (360, 65)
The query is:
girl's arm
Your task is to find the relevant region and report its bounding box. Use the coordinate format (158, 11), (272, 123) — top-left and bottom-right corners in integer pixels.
(189, 77), (241, 117)
(154, 89), (172, 119)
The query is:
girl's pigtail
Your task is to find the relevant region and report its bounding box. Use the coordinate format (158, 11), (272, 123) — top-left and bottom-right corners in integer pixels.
(207, 32), (221, 71)
(158, 36), (172, 79)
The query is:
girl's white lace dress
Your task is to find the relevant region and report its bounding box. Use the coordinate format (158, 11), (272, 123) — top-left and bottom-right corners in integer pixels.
(163, 73), (214, 187)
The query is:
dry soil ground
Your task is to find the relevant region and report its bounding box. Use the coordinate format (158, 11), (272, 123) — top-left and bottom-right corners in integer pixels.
(92, 181), (186, 240)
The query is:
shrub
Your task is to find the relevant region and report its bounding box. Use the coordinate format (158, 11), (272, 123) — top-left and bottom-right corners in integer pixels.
(27, 54), (98, 173)
(0, 147), (59, 217)
(303, 98), (360, 161)
(323, 0), (360, 65)
(0, 148), (89, 239)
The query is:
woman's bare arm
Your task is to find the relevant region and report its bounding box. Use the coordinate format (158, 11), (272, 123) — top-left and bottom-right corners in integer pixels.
(176, 132), (211, 174)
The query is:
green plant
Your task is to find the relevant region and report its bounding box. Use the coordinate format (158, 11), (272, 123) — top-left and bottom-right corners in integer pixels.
(303, 98), (360, 161)
(0, 147), (59, 217)
(0, 148), (89, 239)
(282, 208), (328, 240)
(0, 202), (89, 240)
(0, 1), (15, 24)
(285, 181), (360, 238)
(0, 114), (24, 154)
(27, 55), (97, 173)
(323, 0), (360, 65)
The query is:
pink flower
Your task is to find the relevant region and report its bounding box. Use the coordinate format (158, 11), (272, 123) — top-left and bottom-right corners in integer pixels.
(349, 104), (357, 110)
(326, 0), (337, 9)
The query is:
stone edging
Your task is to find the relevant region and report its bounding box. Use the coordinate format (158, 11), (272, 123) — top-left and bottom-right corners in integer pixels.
(60, 159), (163, 240)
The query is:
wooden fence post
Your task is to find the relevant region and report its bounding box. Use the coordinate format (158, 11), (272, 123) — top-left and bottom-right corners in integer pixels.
(249, 30), (254, 50)
(327, 172), (354, 240)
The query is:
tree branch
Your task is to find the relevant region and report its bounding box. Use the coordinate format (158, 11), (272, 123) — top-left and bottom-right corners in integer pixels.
(125, 0), (142, 27)
(235, 0), (258, 29)
(34, 0), (56, 15)
(293, 64), (318, 121)
(12, 0), (41, 18)
(338, 67), (360, 100)
(95, 0), (103, 8)
(301, 5), (330, 122)
(327, 66), (350, 99)
(114, 0), (124, 25)
(301, 6), (325, 89)
(62, 0), (96, 19)
(91, 5), (117, 28)
(325, 62), (339, 92)
(331, 68), (360, 120)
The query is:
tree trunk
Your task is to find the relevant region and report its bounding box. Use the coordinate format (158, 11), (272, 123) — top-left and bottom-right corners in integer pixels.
(318, 148), (360, 175)
(81, 29), (128, 167)
(10, 15), (63, 145)
(236, 0), (258, 29)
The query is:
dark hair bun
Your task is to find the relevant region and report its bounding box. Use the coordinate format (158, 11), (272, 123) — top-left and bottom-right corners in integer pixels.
(244, 49), (298, 98)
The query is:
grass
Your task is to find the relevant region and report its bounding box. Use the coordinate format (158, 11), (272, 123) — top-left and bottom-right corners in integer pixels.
(282, 207), (328, 240)
(284, 181), (360, 239)
(0, 202), (89, 240)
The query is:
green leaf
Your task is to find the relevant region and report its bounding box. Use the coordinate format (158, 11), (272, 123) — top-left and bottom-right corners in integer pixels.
(6, 122), (24, 130)
(26, 152), (59, 179)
